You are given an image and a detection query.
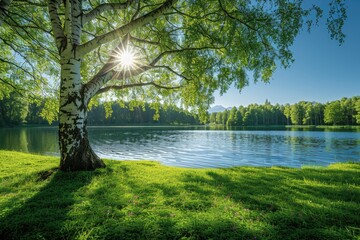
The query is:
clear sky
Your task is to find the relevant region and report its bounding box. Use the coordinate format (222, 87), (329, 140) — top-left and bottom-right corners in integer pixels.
(213, 1), (360, 108)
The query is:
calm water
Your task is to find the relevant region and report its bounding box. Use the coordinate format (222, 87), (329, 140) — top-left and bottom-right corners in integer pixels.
(0, 126), (359, 168)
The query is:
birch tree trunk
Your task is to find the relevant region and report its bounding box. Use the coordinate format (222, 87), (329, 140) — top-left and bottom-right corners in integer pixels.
(47, 0), (175, 171)
(58, 56), (105, 171)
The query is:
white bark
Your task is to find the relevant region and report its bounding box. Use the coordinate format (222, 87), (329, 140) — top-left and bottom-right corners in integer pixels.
(70, 0), (82, 45)
(58, 53), (104, 170)
(78, 0), (177, 57)
(48, 0), (65, 51)
(59, 57), (83, 158)
(64, 0), (72, 40)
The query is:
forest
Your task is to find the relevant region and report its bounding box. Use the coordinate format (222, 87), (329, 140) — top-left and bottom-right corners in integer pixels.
(0, 93), (199, 126)
(210, 96), (360, 126)
(0, 94), (359, 127)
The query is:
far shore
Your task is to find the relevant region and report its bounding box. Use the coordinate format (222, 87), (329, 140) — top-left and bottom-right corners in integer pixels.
(1, 124), (359, 130)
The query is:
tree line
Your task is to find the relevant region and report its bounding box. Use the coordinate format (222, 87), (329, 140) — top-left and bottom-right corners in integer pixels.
(208, 96), (360, 126)
(87, 103), (199, 126)
(1, 93), (359, 127)
(0, 93), (199, 127)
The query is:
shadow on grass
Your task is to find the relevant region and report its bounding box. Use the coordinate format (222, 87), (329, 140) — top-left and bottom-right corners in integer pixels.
(0, 162), (359, 240)
(177, 166), (360, 239)
(0, 168), (98, 240)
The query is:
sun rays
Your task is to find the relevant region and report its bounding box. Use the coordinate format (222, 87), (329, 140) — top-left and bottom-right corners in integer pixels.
(112, 45), (142, 78)
(117, 47), (137, 69)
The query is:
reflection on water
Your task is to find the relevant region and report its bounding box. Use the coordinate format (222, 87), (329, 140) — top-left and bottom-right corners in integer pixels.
(0, 127), (59, 155)
(0, 126), (359, 168)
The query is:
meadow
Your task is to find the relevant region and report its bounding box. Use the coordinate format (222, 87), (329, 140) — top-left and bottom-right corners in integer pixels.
(0, 150), (359, 239)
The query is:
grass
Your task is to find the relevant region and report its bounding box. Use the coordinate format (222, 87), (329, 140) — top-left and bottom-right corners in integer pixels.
(0, 151), (359, 240)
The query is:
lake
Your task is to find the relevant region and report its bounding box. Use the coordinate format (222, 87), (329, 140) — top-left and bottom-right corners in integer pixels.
(0, 126), (359, 168)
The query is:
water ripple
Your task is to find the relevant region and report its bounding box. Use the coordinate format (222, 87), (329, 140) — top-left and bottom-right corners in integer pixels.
(89, 128), (359, 168)
(0, 127), (358, 168)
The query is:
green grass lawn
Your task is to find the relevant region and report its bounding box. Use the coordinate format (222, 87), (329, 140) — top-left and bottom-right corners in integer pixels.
(0, 150), (359, 240)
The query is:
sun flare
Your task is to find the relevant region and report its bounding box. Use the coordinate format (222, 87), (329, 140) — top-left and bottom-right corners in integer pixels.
(114, 46), (139, 72)
(119, 49), (135, 68)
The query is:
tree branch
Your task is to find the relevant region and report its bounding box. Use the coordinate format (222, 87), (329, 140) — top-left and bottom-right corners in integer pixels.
(0, 35), (56, 81)
(218, 0), (273, 52)
(153, 65), (190, 81)
(7, 7), (52, 34)
(13, 0), (47, 7)
(0, 57), (36, 80)
(149, 46), (222, 66)
(63, 0), (71, 40)
(2, 14), (59, 60)
(96, 81), (182, 95)
(130, 0), (141, 21)
(83, 40), (217, 102)
(48, 0), (65, 51)
(0, 77), (25, 96)
(168, 7), (219, 20)
(130, 34), (160, 45)
(107, 46), (220, 81)
(78, 0), (177, 57)
(218, 0), (257, 31)
(83, 38), (133, 102)
(83, 1), (133, 25)
(70, 0), (82, 45)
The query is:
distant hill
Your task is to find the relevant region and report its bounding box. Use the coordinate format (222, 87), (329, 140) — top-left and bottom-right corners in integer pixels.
(208, 105), (231, 113)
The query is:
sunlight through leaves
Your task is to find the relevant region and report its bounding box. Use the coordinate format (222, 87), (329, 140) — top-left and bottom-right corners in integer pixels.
(113, 46), (140, 73)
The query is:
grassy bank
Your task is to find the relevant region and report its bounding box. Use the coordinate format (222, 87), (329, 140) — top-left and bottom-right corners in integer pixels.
(0, 151), (359, 239)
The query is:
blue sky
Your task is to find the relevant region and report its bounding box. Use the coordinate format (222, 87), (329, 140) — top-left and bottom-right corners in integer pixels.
(213, 1), (360, 107)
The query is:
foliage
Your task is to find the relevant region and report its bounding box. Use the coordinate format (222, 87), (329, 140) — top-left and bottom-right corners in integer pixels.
(0, 95), (200, 126)
(0, 150), (359, 239)
(0, 95), (59, 126)
(87, 102), (199, 125)
(0, 0), (58, 121)
(209, 96), (359, 126)
(0, 92), (28, 126)
(26, 102), (50, 125)
(324, 100), (343, 125)
(2, 95), (359, 128)
(356, 99), (360, 124)
(290, 102), (305, 125)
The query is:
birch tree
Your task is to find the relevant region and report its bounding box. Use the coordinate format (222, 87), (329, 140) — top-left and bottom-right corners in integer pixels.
(0, 0), (346, 171)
